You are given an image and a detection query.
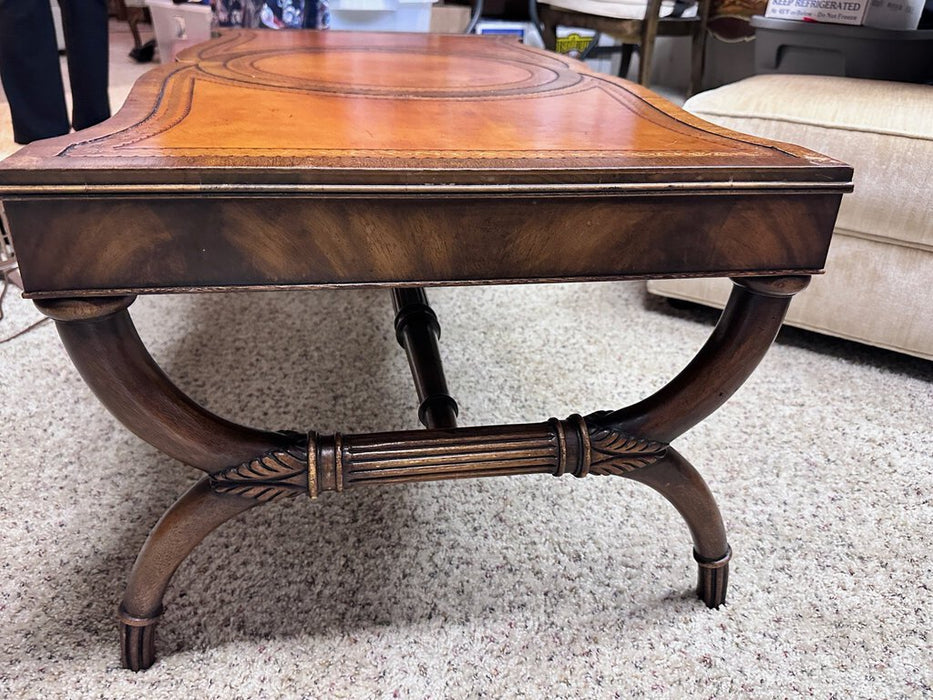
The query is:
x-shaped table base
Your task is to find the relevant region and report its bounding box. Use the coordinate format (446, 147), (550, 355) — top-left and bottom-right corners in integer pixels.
(36, 274), (806, 670)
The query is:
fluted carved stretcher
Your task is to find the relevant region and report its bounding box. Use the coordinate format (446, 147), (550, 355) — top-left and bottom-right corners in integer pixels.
(0, 30), (852, 671)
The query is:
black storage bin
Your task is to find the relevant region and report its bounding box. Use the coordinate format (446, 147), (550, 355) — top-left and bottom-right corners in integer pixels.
(751, 15), (933, 83)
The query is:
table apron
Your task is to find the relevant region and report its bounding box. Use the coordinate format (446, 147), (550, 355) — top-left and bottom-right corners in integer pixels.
(5, 193), (840, 296)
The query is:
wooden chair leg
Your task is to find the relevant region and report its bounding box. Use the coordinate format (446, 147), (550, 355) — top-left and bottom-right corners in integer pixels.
(636, 39), (654, 87)
(687, 2), (711, 96)
(637, 0), (663, 86)
(540, 19), (558, 51)
(127, 7), (145, 51)
(618, 44), (635, 79)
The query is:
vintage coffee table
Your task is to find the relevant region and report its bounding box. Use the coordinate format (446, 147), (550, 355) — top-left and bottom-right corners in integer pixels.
(0, 30), (851, 670)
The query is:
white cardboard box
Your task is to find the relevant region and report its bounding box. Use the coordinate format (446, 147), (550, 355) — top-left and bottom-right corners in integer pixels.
(764, 0), (869, 24)
(765, 0), (924, 26)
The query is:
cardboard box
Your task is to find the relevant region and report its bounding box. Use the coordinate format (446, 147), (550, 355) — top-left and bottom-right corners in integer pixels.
(429, 4), (471, 33)
(764, 0), (869, 25)
(765, 0), (924, 26)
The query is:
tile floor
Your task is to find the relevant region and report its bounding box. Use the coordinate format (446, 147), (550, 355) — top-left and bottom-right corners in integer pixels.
(0, 21), (151, 156)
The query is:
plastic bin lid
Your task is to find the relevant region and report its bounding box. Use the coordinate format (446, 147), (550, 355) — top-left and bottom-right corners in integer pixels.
(331, 0), (438, 9)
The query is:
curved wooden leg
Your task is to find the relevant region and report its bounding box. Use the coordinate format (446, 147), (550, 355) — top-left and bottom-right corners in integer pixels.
(622, 447), (730, 607)
(35, 297), (294, 471)
(119, 478), (256, 670)
(601, 276), (810, 444)
(591, 276), (808, 603)
(34, 297), (292, 669)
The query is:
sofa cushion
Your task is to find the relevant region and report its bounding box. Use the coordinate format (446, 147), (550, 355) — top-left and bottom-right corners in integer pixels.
(647, 233), (933, 360)
(684, 74), (933, 252)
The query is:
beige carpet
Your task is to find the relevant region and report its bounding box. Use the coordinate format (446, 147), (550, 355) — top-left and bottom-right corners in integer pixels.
(1, 22), (932, 700)
(1, 281), (931, 697)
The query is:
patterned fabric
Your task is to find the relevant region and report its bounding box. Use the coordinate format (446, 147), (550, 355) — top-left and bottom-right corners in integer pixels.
(215, 0), (324, 29)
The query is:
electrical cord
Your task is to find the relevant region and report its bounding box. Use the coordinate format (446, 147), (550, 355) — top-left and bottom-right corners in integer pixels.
(0, 267), (50, 344)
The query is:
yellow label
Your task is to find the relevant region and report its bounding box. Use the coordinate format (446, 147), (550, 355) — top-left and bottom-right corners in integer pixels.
(555, 32), (594, 56)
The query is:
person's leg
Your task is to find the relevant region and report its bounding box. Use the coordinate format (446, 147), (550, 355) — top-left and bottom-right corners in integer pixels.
(0, 0), (69, 144)
(57, 0), (110, 131)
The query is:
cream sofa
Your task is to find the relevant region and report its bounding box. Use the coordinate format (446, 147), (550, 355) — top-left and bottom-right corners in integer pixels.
(648, 74), (933, 361)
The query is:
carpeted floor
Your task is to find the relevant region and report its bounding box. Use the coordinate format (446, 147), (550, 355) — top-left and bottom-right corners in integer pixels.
(1, 21), (932, 700)
(1, 281), (930, 698)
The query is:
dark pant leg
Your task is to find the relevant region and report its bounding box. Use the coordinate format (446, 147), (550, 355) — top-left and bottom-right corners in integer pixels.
(0, 0), (68, 144)
(57, 0), (110, 131)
